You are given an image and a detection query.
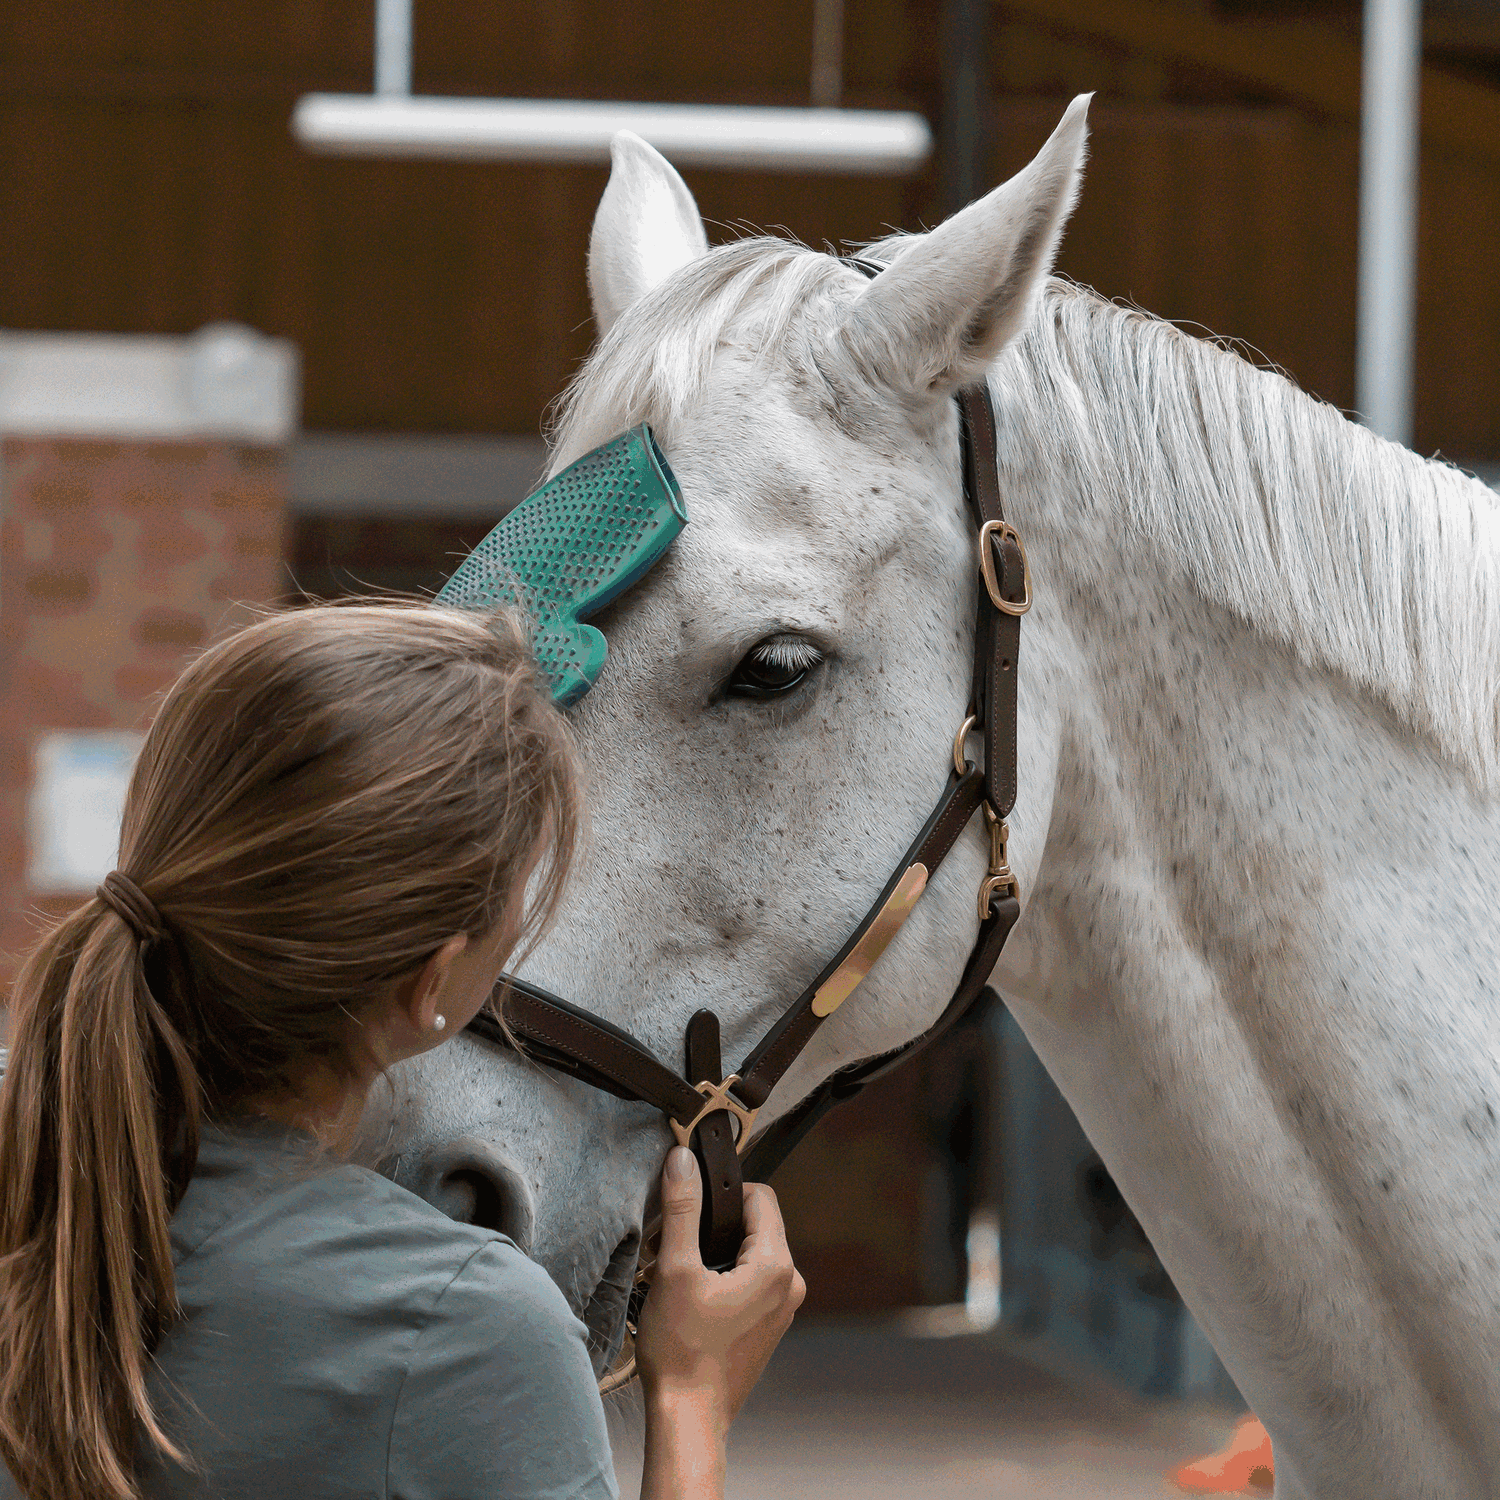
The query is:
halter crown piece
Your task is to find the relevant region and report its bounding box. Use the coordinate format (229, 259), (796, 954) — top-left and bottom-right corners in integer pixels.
(97, 871), (168, 947)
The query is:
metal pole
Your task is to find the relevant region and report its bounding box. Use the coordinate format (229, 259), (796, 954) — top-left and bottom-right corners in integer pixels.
(375, 0), (412, 97)
(1357, 0), (1422, 446)
(810, 0), (845, 110)
(301, 0), (933, 172)
(940, 0), (987, 215)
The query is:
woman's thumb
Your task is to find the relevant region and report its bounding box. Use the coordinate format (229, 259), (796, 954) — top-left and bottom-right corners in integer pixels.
(657, 1146), (704, 1270)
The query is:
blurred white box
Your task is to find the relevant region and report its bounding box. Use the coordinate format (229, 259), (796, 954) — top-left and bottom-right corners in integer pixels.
(28, 732), (144, 891)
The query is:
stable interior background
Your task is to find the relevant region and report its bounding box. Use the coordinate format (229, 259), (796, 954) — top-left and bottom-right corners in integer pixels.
(4, 0), (1499, 1407)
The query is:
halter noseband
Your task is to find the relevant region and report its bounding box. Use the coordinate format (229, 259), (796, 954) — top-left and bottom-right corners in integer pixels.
(442, 258), (1031, 1389)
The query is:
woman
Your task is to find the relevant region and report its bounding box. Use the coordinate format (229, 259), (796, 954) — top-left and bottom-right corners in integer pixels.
(0, 602), (803, 1500)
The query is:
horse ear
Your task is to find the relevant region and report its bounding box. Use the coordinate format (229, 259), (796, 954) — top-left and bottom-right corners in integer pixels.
(588, 132), (710, 338)
(840, 94), (1091, 397)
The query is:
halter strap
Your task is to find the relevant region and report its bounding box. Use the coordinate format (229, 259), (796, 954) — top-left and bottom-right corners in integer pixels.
(448, 249), (1032, 1389)
(456, 266), (1032, 1340)
(97, 871), (168, 947)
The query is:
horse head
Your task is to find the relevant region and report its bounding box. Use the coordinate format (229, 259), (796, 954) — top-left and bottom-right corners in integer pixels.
(372, 98), (1092, 1372)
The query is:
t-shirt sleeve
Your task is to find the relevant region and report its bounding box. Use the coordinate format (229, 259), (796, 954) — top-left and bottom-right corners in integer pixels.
(386, 1240), (619, 1500)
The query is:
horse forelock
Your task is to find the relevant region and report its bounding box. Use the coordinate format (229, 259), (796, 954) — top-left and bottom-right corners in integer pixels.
(547, 237), (858, 473)
(1010, 281), (1500, 788)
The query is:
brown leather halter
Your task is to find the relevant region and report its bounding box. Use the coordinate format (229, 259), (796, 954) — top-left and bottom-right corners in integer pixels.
(464, 341), (1030, 1375)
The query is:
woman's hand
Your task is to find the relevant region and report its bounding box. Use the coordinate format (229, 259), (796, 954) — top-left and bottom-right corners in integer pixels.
(635, 1147), (805, 1500)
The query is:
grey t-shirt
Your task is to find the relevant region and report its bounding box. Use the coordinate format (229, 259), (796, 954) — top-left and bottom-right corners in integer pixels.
(3, 1120), (618, 1500)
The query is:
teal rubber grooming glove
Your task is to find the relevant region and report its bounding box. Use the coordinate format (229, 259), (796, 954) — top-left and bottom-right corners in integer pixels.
(435, 424), (688, 707)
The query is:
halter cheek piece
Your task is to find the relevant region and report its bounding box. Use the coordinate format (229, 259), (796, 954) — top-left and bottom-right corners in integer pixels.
(439, 259), (1030, 1389)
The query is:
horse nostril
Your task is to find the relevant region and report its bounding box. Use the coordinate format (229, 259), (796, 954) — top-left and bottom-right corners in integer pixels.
(415, 1135), (535, 1251)
(433, 1169), (499, 1225)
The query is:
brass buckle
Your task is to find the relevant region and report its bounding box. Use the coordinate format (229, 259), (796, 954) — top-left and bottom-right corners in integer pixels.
(979, 520), (1033, 616)
(669, 1075), (760, 1158)
(978, 802), (1020, 919)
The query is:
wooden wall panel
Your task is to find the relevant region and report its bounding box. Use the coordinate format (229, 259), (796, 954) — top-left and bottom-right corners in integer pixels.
(1417, 144), (1500, 461)
(0, 0), (926, 434)
(991, 99), (1363, 418)
(984, 13), (1500, 456)
(0, 2), (1497, 453)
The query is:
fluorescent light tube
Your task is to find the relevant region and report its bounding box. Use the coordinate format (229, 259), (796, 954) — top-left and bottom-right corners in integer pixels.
(292, 94), (932, 175)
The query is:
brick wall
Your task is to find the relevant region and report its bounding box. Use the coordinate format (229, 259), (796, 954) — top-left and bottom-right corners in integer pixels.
(0, 437), (287, 991)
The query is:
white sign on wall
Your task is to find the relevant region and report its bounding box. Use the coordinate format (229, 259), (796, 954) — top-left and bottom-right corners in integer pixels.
(28, 732), (145, 891)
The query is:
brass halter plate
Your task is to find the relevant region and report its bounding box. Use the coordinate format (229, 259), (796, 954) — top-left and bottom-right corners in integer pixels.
(810, 862), (929, 1018)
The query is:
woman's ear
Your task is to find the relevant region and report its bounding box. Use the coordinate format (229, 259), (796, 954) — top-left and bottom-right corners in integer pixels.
(397, 933), (468, 1034)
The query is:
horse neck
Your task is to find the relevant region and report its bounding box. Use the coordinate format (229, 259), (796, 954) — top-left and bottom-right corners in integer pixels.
(989, 343), (1500, 1493)
(988, 305), (1500, 1114)
(1006, 353), (1497, 998)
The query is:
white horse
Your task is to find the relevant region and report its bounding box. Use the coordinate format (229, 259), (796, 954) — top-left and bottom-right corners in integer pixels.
(379, 96), (1500, 1498)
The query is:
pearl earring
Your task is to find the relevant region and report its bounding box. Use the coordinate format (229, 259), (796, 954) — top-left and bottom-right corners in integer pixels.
(432, 1014), (447, 1033)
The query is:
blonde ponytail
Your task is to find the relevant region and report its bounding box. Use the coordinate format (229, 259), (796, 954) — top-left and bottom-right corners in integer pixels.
(0, 897), (199, 1500)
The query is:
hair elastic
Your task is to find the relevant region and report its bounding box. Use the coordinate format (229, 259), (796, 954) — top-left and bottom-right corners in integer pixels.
(97, 871), (168, 948)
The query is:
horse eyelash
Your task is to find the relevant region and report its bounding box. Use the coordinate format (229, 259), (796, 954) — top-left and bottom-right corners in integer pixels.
(750, 636), (824, 672)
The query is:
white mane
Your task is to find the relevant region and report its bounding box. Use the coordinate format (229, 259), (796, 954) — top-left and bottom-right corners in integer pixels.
(550, 235), (1500, 787)
(1008, 282), (1500, 788)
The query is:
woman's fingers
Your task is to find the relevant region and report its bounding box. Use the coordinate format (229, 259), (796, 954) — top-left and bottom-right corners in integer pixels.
(637, 1158), (805, 1427)
(739, 1182), (785, 1246)
(721, 1184), (799, 1313)
(656, 1147), (705, 1275)
(656, 1160), (795, 1316)
(736, 1183), (791, 1268)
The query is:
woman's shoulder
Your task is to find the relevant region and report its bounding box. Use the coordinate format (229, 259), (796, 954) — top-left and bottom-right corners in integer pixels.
(147, 1125), (616, 1499)
(387, 1235), (615, 1499)
(171, 1119), (536, 1318)
(184, 1123), (615, 1498)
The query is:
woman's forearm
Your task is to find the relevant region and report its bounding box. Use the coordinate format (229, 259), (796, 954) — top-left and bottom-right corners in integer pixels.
(640, 1386), (727, 1500)
(634, 1157), (803, 1499)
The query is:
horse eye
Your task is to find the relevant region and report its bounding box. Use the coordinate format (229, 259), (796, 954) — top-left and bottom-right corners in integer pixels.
(725, 637), (824, 700)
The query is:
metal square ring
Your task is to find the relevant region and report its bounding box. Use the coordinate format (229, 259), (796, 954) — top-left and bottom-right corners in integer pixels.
(669, 1075), (761, 1157)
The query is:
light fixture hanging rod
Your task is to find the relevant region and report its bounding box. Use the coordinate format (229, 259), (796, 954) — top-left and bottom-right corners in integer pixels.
(810, 0), (845, 110)
(375, 0), (412, 96)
